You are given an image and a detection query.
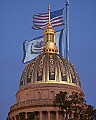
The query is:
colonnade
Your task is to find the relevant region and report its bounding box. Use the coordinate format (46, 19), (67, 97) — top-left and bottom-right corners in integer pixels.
(10, 111), (74, 120)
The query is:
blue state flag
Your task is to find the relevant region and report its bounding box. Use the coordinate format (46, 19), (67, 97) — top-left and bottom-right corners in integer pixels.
(22, 29), (64, 63)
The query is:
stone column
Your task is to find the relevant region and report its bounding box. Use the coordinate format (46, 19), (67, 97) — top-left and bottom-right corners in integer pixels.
(25, 112), (27, 119)
(14, 116), (16, 120)
(48, 111), (50, 120)
(40, 111), (42, 120)
(56, 111), (59, 120)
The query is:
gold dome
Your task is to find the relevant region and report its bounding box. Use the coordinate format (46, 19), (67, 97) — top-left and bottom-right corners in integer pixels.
(19, 5), (81, 89)
(19, 53), (81, 88)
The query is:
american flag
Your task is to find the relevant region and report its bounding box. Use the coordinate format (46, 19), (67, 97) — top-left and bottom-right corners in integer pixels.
(32, 8), (64, 30)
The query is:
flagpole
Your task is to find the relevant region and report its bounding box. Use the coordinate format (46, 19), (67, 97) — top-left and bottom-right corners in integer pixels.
(66, 0), (69, 61)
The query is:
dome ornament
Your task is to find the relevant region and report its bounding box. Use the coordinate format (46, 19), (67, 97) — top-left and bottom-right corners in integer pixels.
(42, 5), (58, 54)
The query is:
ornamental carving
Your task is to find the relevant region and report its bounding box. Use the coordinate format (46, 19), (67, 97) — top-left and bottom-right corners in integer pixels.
(37, 55), (45, 80)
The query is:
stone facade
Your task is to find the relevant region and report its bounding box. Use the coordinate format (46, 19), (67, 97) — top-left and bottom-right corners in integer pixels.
(8, 83), (83, 120)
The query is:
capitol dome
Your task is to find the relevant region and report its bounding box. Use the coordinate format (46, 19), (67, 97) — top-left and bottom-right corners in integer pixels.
(8, 5), (83, 120)
(20, 53), (81, 88)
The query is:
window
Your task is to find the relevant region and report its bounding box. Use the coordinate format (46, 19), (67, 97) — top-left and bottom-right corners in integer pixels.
(27, 78), (31, 83)
(62, 75), (67, 81)
(20, 81), (23, 86)
(42, 111), (48, 120)
(49, 72), (55, 80)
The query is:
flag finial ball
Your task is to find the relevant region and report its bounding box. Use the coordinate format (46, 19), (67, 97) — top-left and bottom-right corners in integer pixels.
(48, 4), (50, 10)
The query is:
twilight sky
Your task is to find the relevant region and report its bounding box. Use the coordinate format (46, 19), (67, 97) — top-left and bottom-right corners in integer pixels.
(0, 0), (96, 119)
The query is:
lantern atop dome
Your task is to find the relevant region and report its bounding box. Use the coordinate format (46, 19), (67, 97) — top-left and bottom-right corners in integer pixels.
(42, 5), (58, 54)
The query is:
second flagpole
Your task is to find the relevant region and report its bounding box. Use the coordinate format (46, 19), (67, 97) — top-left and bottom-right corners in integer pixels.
(65, 0), (69, 61)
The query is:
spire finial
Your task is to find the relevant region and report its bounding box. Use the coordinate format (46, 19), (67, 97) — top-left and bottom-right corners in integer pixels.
(48, 4), (51, 24)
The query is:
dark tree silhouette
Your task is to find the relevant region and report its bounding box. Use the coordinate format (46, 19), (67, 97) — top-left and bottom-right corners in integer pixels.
(53, 91), (72, 118)
(19, 112), (37, 120)
(53, 91), (96, 120)
(27, 112), (35, 120)
(69, 91), (85, 120)
(19, 112), (26, 120)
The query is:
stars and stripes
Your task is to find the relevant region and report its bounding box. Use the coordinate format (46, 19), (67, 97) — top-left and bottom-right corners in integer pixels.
(32, 8), (64, 30)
